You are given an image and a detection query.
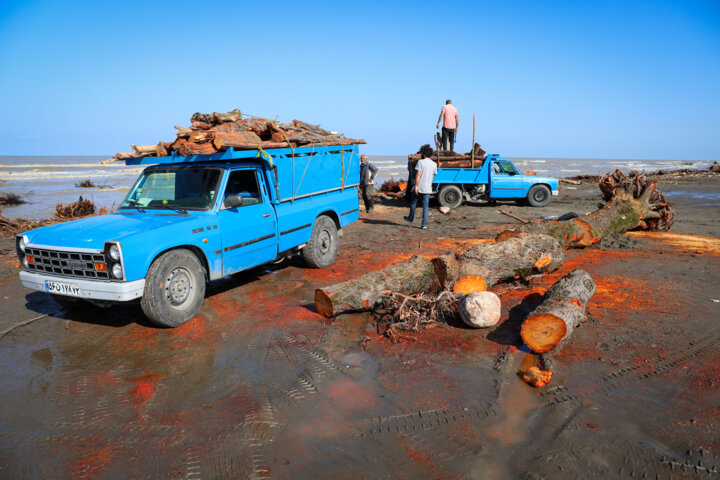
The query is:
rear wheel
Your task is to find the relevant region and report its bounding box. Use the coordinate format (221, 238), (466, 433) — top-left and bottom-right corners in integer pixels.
(438, 185), (463, 209)
(141, 249), (206, 327)
(303, 215), (338, 268)
(527, 185), (551, 207)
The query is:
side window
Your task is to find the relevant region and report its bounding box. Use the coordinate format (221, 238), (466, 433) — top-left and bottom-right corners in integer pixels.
(224, 170), (261, 206)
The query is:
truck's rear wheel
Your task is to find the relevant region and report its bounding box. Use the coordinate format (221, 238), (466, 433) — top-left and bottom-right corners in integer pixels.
(303, 215), (338, 268)
(141, 249), (206, 328)
(438, 185), (463, 209)
(527, 185), (551, 207)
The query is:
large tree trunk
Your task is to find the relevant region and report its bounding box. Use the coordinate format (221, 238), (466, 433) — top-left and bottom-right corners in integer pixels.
(432, 233), (564, 290)
(315, 255), (436, 318)
(497, 172), (674, 248)
(521, 269), (596, 353)
(316, 233), (563, 317)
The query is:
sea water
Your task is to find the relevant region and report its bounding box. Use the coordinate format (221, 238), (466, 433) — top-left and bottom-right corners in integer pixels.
(0, 155), (715, 220)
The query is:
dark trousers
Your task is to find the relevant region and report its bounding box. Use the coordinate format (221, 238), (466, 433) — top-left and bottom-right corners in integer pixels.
(408, 192), (430, 227)
(361, 184), (374, 211)
(442, 127), (456, 152)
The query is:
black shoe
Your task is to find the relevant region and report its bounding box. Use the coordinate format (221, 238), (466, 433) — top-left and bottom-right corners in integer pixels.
(403, 216), (412, 222)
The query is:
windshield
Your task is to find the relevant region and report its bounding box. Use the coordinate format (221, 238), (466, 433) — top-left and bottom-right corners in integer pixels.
(121, 166), (222, 211)
(494, 161), (520, 175)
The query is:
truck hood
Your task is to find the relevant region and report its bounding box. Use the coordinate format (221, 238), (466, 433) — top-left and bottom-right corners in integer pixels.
(525, 175), (558, 187)
(23, 212), (203, 250)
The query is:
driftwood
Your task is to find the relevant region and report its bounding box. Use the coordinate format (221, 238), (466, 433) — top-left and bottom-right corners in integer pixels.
(521, 269), (596, 353)
(432, 233), (564, 290)
(105, 109), (366, 164)
(496, 171), (674, 247)
(315, 255), (436, 318)
(316, 233), (563, 317)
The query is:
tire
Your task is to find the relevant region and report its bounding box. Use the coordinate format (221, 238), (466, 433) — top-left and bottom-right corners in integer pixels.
(50, 294), (85, 309)
(141, 249), (206, 328)
(527, 184), (551, 207)
(303, 215), (338, 268)
(438, 185), (463, 209)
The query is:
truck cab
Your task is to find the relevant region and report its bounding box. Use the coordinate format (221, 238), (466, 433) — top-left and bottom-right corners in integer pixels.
(17, 145), (361, 327)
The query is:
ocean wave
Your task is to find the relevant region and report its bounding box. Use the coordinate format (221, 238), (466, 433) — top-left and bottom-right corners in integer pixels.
(0, 163), (132, 169)
(0, 171), (142, 180)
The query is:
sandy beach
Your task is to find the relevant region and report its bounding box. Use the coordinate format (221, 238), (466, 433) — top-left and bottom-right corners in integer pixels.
(0, 168), (719, 478)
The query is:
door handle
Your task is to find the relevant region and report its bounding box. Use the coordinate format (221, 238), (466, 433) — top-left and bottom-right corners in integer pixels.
(263, 213), (271, 217)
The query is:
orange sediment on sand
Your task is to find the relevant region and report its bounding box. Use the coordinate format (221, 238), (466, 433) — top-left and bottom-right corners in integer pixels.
(626, 231), (720, 255)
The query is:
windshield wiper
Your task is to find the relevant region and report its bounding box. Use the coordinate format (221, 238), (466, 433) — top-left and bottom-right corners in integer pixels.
(157, 203), (188, 214)
(123, 199), (146, 212)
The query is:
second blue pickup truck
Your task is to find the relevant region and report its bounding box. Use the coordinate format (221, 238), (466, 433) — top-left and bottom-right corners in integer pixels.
(408, 153), (559, 208)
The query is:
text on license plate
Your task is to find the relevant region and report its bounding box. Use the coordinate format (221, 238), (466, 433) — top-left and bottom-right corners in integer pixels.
(45, 280), (81, 296)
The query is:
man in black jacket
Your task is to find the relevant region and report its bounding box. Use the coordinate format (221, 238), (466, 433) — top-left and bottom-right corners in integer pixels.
(359, 154), (379, 213)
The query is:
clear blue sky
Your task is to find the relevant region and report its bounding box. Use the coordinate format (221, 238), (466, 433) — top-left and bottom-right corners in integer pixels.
(1, 0), (718, 159)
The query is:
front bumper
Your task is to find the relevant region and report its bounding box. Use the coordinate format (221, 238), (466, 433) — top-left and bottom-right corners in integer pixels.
(19, 271), (145, 302)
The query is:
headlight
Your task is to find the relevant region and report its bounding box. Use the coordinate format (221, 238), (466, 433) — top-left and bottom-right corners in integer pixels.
(109, 245), (120, 261)
(112, 263), (123, 279)
(18, 237), (27, 253)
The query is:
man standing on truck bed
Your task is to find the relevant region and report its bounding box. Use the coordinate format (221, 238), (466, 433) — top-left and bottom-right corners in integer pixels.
(359, 154), (379, 213)
(436, 99), (459, 151)
(404, 145), (437, 229)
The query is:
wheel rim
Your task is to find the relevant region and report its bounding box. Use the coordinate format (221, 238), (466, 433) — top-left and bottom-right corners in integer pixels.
(166, 267), (193, 306)
(318, 229), (332, 255)
(446, 191), (458, 203)
(534, 189), (547, 202)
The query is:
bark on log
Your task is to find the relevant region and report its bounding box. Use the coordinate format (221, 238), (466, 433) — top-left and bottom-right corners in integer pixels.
(315, 255), (436, 318)
(172, 139), (217, 156)
(497, 172), (673, 247)
(521, 269), (596, 353)
(432, 233), (564, 289)
(212, 131), (262, 149)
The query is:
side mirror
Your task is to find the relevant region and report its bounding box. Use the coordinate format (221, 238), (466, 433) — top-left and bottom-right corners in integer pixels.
(223, 194), (243, 208)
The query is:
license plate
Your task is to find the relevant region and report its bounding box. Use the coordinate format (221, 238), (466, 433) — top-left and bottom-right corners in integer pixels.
(44, 280), (81, 296)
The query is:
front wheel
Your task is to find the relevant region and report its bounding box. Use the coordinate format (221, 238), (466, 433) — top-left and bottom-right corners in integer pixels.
(527, 185), (551, 207)
(438, 185), (463, 209)
(303, 215), (338, 268)
(141, 249), (206, 327)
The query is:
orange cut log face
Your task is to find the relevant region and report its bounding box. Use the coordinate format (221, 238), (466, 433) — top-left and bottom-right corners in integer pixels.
(520, 314), (567, 353)
(453, 276), (487, 295)
(533, 255), (552, 270)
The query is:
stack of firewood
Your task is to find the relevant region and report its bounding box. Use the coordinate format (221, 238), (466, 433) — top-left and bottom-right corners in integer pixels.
(104, 109), (366, 163)
(407, 143), (487, 169)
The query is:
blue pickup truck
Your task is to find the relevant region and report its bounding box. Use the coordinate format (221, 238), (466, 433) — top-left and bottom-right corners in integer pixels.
(411, 154), (559, 208)
(16, 145), (361, 327)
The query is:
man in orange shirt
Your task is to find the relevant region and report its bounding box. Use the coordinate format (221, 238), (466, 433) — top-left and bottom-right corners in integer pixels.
(436, 99), (459, 151)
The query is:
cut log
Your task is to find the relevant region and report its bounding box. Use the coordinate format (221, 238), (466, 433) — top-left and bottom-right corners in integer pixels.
(212, 131), (262, 150)
(453, 276), (486, 294)
(131, 144), (160, 154)
(459, 291), (501, 328)
(188, 130), (214, 143)
(315, 255), (436, 318)
(191, 121), (212, 130)
(521, 269), (596, 353)
(432, 233), (564, 290)
(497, 171), (674, 248)
(174, 125), (193, 138)
(172, 139), (217, 156)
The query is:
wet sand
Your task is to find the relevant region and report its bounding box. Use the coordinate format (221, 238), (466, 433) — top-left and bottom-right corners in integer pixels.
(0, 175), (719, 478)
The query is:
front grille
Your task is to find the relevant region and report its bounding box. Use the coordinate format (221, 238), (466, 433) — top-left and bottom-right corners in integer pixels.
(25, 247), (110, 279)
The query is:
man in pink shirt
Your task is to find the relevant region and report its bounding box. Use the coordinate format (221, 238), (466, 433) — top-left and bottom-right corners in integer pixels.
(436, 99), (459, 151)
